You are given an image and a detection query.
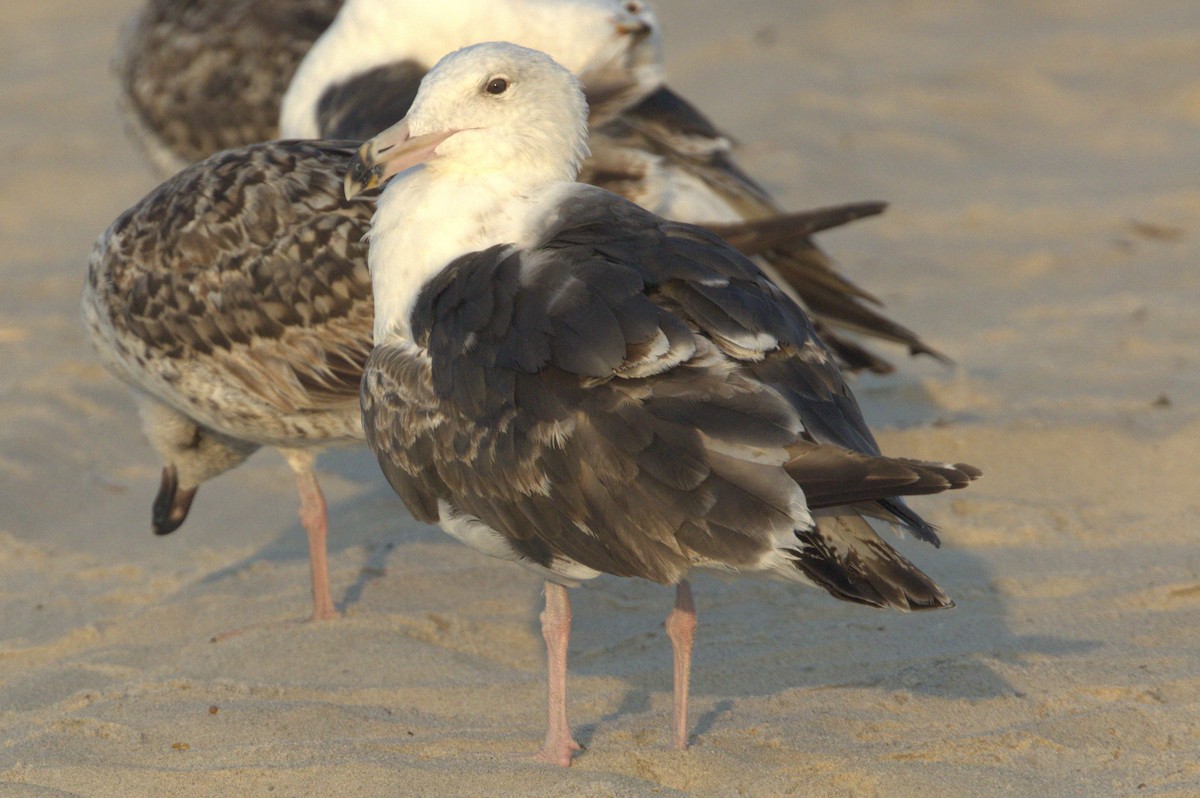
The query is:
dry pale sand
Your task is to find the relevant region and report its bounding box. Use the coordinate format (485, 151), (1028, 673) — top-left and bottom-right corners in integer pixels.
(2, 1), (1199, 795)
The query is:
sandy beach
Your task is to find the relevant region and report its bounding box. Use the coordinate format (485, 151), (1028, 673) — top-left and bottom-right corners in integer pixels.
(2, 1), (1198, 795)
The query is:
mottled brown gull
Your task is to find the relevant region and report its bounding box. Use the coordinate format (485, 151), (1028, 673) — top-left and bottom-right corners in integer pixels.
(83, 141), (373, 623)
(115, 0), (346, 176)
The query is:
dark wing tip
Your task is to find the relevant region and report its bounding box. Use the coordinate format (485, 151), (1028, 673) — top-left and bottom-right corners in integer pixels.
(813, 323), (896, 375)
(952, 462), (983, 480)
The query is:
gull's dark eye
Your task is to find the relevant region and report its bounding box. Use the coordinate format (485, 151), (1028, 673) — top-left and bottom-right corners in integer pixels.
(624, 1), (641, 13)
(485, 77), (509, 95)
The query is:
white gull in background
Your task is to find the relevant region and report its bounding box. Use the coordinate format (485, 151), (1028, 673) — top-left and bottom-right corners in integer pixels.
(279, 0), (664, 142)
(346, 41), (980, 765)
(282, 0), (947, 373)
(83, 141), (374, 623)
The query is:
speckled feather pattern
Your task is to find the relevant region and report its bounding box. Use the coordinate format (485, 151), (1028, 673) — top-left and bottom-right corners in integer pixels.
(115, 0), (344, 173)
(83, 140), (374, 446)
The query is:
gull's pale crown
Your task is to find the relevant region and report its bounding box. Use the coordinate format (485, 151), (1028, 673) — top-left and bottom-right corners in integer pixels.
(281, 0), (662, 138)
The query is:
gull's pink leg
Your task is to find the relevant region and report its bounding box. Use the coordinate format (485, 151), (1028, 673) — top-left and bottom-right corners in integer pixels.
(534, 581), (583, 767)
(282, 448), (338, 622)
(666, 579), (696, 750)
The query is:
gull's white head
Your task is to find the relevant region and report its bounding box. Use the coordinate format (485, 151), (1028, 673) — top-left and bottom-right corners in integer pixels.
(281, 0), (662, 138)
(345, 42), (590, 195)
(346, 43), (594, 343)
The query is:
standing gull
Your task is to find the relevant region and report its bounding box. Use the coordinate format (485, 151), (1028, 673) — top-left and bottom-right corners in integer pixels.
(83, 141), (373, 623)
(282, 0), (945, 373)
(346, 42), (980, 765)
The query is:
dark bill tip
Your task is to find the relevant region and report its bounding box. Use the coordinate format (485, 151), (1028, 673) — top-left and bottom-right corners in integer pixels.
(152, 465), (197, 535)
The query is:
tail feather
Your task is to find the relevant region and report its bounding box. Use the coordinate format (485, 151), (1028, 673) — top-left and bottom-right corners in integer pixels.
(786, 510), (954, 611)
(861, 461), (982, 546)
(779, 448), (979, 605)
(780, 258), (954, 364)
(785, 443), (981, 515)
(701, 201), (887, 258)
